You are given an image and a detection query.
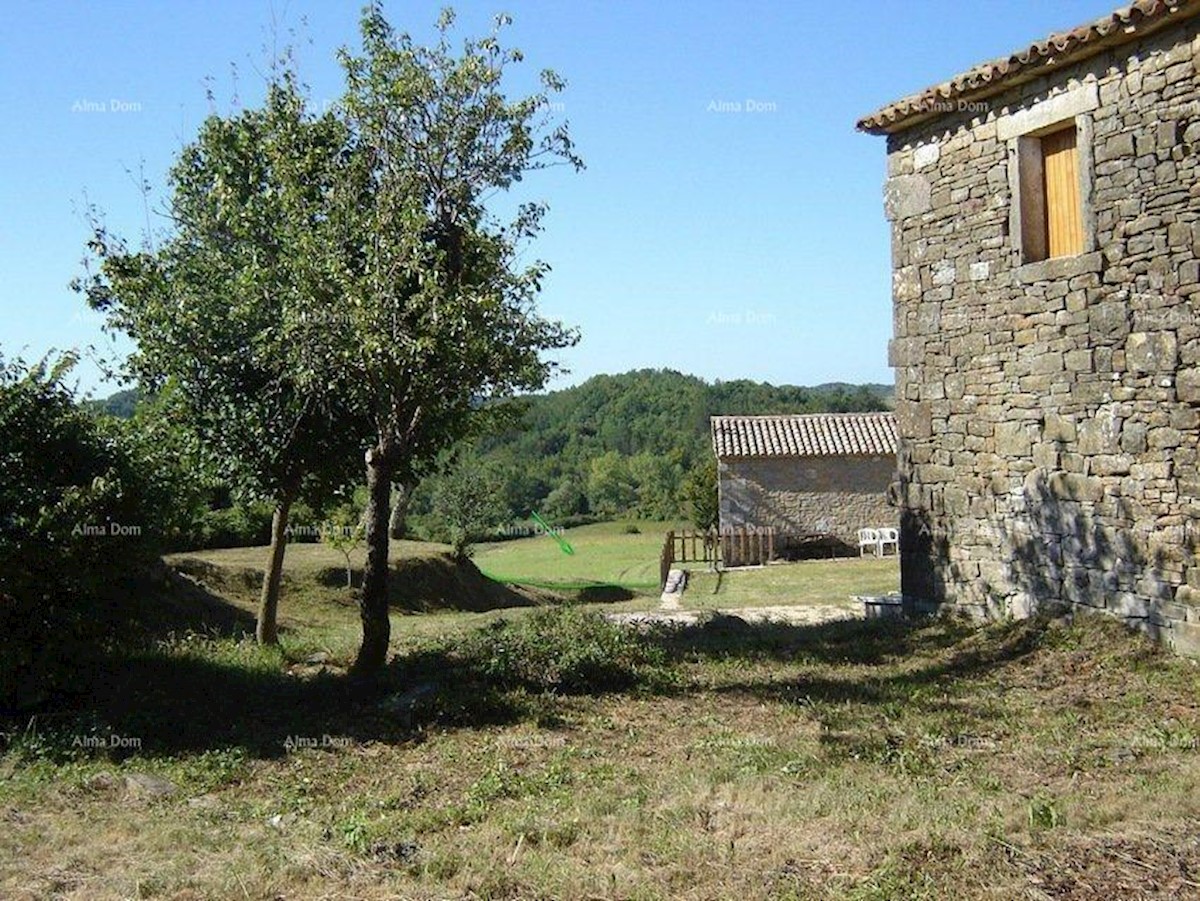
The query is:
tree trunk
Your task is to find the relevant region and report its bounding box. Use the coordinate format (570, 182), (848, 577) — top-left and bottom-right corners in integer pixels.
(256, 491), (295, 645)
(388, 482), (411, 539)
(352, 444), (395, 680)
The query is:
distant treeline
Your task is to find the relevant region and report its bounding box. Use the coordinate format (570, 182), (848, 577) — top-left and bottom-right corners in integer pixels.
(86, 369), (892, 533)
(407, 369), (893, 527)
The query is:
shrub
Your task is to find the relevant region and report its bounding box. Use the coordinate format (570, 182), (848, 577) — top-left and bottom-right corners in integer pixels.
(448, 607), (671, 694)
(0, 355), (175, 708)
(194, 503), (274, 549)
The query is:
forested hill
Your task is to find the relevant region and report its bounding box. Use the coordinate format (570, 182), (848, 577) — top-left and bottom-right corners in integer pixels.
(478, 369), (891, 463)
(457, 369), (893, 522)
(87, 370), (893, 523)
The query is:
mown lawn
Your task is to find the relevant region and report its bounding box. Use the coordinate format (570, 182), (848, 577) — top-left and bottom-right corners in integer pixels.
(686, 556), (900, 611)
(3, 557), (1200, 900)
(472, 520), (688, 590)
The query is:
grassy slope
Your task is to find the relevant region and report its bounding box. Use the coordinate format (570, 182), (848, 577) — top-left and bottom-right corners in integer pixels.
(168, 538), (454, 573)
(10, 537), (1196, 897)
(168, 527), (900, 620)
(4, 601), (1200, 900)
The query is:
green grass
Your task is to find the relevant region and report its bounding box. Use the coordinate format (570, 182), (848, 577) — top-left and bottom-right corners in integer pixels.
(686, 556), (900, 609)
(10, 533), (1196, 897)
(6, 601), (1200, 900)
(166, 537), (453, 573)
(472, 519), (687, 589)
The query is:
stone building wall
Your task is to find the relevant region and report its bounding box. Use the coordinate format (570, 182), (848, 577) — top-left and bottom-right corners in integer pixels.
(883, 20), (1200, 651)
(718, 455), (896, 549)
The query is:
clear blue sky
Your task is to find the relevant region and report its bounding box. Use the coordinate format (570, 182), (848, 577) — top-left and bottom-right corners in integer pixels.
(0, 0), (1120, 398)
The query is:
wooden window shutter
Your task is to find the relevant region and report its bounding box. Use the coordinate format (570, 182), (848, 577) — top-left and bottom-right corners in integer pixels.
(1041, 126), (1083, 258)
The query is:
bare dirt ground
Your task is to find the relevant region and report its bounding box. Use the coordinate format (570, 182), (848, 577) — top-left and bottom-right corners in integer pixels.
(610, 602), (862, 628)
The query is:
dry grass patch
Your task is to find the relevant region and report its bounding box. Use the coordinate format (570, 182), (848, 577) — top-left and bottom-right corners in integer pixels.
(5, 604), (1200, 899)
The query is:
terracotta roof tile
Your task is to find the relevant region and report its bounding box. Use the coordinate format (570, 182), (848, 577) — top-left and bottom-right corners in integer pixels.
(711, 412), (897, 459)
(857, 0), (1200, 135)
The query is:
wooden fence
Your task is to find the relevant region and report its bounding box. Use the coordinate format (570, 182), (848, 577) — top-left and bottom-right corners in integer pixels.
(659, 527), (777, 588)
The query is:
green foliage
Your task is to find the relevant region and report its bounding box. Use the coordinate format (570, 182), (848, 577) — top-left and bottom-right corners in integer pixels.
(448, 607), (671, 695)
(192, 503), (274, 550)
(321, 502), (365, 587)
(0, 354), (179, 707)
(82, 387), (139, 419)
(419, 454), (508, 560)
(466, 369), (892, 522)
(1027, 794), (1065, 830)
(681, 455), (719, 531)
(585, 451), (638, 518)
(77, 68), (369, 513)
(333, 5), (583, 471)
(540, 477), (589, 521)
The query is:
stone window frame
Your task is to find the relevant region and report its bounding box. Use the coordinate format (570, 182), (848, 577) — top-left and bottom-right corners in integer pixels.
(1000, 83), (1099, 278)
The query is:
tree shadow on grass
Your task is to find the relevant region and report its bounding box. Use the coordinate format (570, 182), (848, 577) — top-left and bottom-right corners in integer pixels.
(647, 612), (1047, 709)
(21, 643), (531, 762)
(8, 577), (1052, 764)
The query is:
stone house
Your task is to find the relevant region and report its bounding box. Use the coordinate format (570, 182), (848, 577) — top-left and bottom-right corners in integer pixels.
(711, 412), (897, 554)
(857, 1), (1200, 650)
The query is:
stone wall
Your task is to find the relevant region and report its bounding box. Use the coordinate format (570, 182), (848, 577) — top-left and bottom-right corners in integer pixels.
(882, 19), (1200, 651)
(718, 454), (896, 549)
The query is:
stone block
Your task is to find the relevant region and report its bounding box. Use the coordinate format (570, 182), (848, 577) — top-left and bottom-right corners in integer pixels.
(897, 401), (933, 440)
(1031, 351), (1065, 374)
(1089, 302), (1130, 341)
(995, 421), (1032, 457)
(884, 174), (932, 221)
(1120, 422), (1148, 453)
(1178, 367), (1200, 404)
(1103, 132), (1136, 162)
(913, 142), (940, 170)
(923, 465), (956, 483)
(932, 261), (956, 286)
(1078, 411), (1121, 455)
(1048, 472), (1105, 502)
(1148, 427), (1184, 449)
(893, 265), (921, 303)
(1126, 331), (1178, 372)
(888, 337), (924, 367)
(1032, 442), (1060, 469)
(1065, 348), (1094, 372)
(1168, 621), (1200, 658)
(1043, 414), (1077, 443)
(1090, 454), (1132, 476)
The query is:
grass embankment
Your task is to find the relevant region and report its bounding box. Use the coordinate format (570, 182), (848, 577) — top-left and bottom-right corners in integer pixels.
(4, 545), (1200, 899)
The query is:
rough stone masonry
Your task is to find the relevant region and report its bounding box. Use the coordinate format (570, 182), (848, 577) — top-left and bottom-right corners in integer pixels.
(858, 4), (1200, 653)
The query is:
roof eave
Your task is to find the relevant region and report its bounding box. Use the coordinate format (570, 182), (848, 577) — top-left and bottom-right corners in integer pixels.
(857, 1), (1200, 137)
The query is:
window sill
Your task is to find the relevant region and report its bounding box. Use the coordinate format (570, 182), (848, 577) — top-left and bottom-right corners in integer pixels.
(1014, 250), (1102, 285)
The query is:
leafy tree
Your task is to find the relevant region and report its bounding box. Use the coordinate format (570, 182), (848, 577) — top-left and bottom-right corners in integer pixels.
(333, 7), (581, 679)
(77, 70), (370, 645)
(0, 353), (181, 707)
(322, 503), (366, 588)
(541, 477), (588, 521)
(681, 456), (719, 531)
(629, 450), (685, 520)
(586, 451), (637, 518)
(426, 455), (508, 560)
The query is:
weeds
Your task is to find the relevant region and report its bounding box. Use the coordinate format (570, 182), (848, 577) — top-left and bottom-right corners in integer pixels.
(442, 606), (677, 695)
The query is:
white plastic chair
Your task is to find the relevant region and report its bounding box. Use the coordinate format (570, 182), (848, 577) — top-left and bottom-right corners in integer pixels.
(878, 527), (899, 556)
(858, 528), (879, 557)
